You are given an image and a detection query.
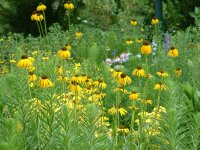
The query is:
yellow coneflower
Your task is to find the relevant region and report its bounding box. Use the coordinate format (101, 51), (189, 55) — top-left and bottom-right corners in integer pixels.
(108, 106), (127, 116)
(153, 106), (167, 113)
(57, 47), (71, 59)
(55, 66), (63, 75)
(58, 75), (69, 82)
(154, 82), (168, 90)
(28, 66), (35, 72)
(74, 63), (81, 71)
(130, 19), (137, 26)
(79, 74), (88, 84)
(156, 70), (169, 77)
(118, 107), (127, 116)
(36, 3), (46, 11)
(69, 81), (81, 93)
(118, 73), (131, 85)
(141, 98), (153, 105)
(126, 39), (133, 45)
(32, 12), (44, 22)
(168, 47), (179, 57)
(64, 1), (74, 10)
(144, 73), (153, 79)
(28, 72), (37, 82)
(114, 86), (129, 94)
(174, 68), (182, 77)
(151, 17), (159, 25)
(117, 126), (130, 134)
(137, 38), (143, 43)
(132, 66), (145, 77)
(64, 44), (72, 51)
(75, 31), (83, 39)
(93, 91), (106, 101)
(17, 55), (32, 68)
(112, 70), (122, 78)
(93, 79), (107, 89)
(38, 76), (53, 88)
(71, 74), (81, 83)
(129, 91), (139, 100)
(141, 41), (152, 55)
(31, 11), (37, 21)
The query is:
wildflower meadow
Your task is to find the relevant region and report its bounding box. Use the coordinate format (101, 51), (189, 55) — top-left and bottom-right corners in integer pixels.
(0, 1), (200, 150)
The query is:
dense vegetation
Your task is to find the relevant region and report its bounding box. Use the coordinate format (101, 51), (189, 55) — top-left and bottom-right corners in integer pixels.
(0, 1), (200, 150)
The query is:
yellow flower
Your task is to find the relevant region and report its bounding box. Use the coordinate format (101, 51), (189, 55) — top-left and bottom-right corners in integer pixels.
(31, 12), (43, 22)
(132, 66), (145, 77)
(154, 82), (168, 90)
(37, 76), (54, 88)
(42, 57), (49, 60)
(156, 70), (169, 77)
(93, 79), (107, 89)
(126, 39), (133, 45)
(71, 74), (81, 83)
(151, 17), (159, 25)
(28, 72), (37, 82)
(64, 1), (74, 10)
(129, 91), (139, 100)
(55, 66), (63, 75)
(137, 38), (143, 43)
(117, 126), (130, 134)
(108, 106), (127, 116)
(114, 87), (129, 94)
(168, 47), (179, 57)
(69, 81), (81, 93)
(118, 73), (131, 85)
(141, 41), (152, 55)
(64, 44), (72, 51)
(141, 98), (153, 105)
(174, 68), (182, 77)
(10, 59), (16, 63)
(57, 47), (71, 59)
(58, 75), (69, 82)
(74, 63), (81, 71)
(17, 55), (32, 68)
(130, 19), (137, 26)
(36, 3), (47, 11)
(28, 66), (35, 72)
(75, 31), (83, 39)
(153, 106), (167, 113)
(118, 107), (127, 116)
(112, 70), (122, 78)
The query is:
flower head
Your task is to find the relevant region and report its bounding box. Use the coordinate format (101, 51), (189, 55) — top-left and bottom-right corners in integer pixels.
(156, 70), (169, 77)
(154, 82), (168, 90)
(141, 41), (152, 55)
(132, 66), (145, 77)
(168, 47), (179, 57)
(151, 17), (159, 25)
(118, 73), (131, 85)
(130, 19), (137, 26)
(75, 31), (83, 39)
(38, 76), (53, 88)
(57, 47), (71, 59)
(129, 91), (139, 100)
(64, 1), (74, 10)
(174, 68), (182, 77)
(36, 3), (46, 11)
(17, 55), (33, 68)
(126, 39), (133, 45)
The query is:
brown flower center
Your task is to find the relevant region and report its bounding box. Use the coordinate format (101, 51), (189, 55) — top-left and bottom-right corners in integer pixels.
(21, 55), (28, 59)
(42, 76), (48, 79)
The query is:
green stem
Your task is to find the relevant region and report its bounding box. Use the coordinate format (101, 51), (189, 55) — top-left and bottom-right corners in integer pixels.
(36, 22), (42, 37)
(67, 11), (71, 31)
(38, 21), (45, 37)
